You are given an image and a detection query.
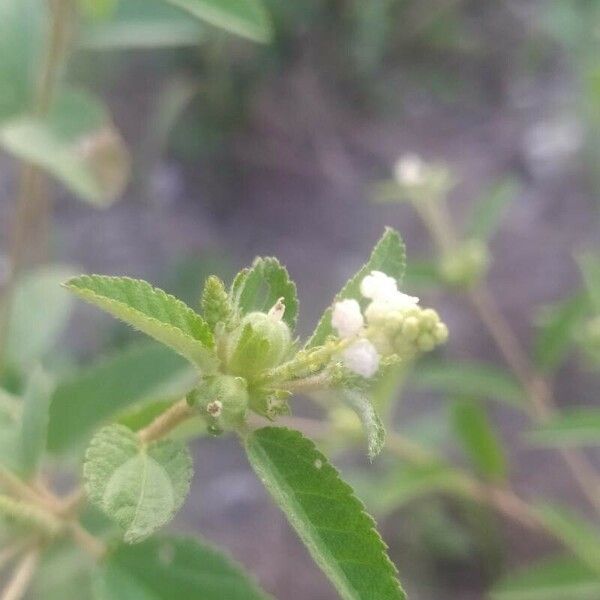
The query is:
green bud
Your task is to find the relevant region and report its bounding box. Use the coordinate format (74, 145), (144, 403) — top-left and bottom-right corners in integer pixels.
(440, 239), (489, 288)
(433, 322), (449, 343)
(225, 311), (292, 379)
(419, 308), (439, 330)
(417, 332), (436, 352)
(401, 316), (420, 341)
(192, 374), (249, 429)
(367, 330), (395, 356)
(201, 275), (232, 328)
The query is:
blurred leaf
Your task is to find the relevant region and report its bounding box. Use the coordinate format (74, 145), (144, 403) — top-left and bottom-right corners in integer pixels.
(66, 275), (217, 372)
(0, 89), (130, 206)
(245, 427), (406, 600)
(5, 266), (75, 369)
(231, 257), (298, 329)
(19, 367), (54, 476)
(80, 0), (204, 49)
(577, 253), (600, 311)
(307, 228), (406, 348)
(451, 399), (507, 482)
(94, 536), (272, 599)
(491, 555), (600, 600)
(0, 388), (20, 470)
(467, 178), (519, 241)
(78, 0), (118, 21)
(534, 294), (588, 371)
(353, 463), (468, 516)
(403, 260), (441, 290)
(412, 361), (525, 409)
(164, 0), (272, 43)
(48, 343), (192, 453)
(535, 504), (600, 574)
(341, 388), (385, 460)
(525, 408), (600, 447)
(0, 0), (45, 120)
(85, 424), (192, 543)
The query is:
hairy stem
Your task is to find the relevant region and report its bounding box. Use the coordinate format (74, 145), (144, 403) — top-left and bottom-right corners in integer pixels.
(0, 549), (40, 600)
(138, 398), (195, 444)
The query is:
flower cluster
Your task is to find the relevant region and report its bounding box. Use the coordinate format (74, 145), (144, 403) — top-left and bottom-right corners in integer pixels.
(331, 271), (448, 378)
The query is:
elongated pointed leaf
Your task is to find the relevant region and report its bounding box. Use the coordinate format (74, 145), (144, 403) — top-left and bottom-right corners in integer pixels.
(65, 275), (217, 372)
(164, 0), (271, 43)
(467, 177), (518, 241)
(525, 409), (600, 447)
(48, 343), (192, 453)
(19, 367), (54, 476)
(245, 427), (405, 600)
(535, 504), (600, 574)
(490, 555), (600, 600)
(412, 360), (525, 409)
(307, 228), (406, 349)
(0, 89), (129, 206)
(93, 536), (272, 599)
(451, 399), (507, 482)
(231, 257), (298, 329)
(84, 425), (192, 543)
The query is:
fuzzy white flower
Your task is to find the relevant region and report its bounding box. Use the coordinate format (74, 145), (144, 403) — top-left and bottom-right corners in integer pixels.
(365, 290), (420, 324)
(332, 299), (364, 339)
(393, 153), (425, 186)
(360, 271), (398, 301)
(342, 339), (380, 378)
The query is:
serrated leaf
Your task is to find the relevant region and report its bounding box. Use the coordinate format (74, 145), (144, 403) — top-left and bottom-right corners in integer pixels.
(93, 536), (272, 599)
(341, 389), (385, 460)
(467, 177), (519, 241)
(451, 399), (507, 482)
(48, 343), (192, 453)
(412, 360), (525, 409)
(84, 424), (192, 543)
(306, 228), (406, 349)
(164, 0), (272, 43)
(5, 266), (75, 369)
(534, 504), (600, 574)
(0, 89), (129, 206)
(19, 367), (54, 476)
(525, 409), (600, 447)
(245, 427), (405, 600)
(65, 275), (217, 372)
(231, 257), (298, 329)
(490, 555), (600, 600)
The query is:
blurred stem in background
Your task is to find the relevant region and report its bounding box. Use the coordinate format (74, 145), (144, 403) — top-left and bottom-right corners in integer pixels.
(0, 0), (74, 367)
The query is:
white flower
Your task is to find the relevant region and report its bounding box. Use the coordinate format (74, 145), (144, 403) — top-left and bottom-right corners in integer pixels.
(342, 339), (380, 378)
(332, 299), (364, 339)
(393, 153), (425, 186)
(360, 271), (398, 301)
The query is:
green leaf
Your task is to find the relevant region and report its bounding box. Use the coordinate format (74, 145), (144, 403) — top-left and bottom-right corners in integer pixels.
(490, 556), (600, 600)
(412, 360), (525, 409)
(307, 228), (406, 349)
(48, 343), (192, 453)
(577, 252), (600, 311)
(231, 257), (298, 329)
(467, 177), (519, 241)
(525, 409), (600, 447)
(84, 424), (192, 543)
(245, 427), (405, 600)
(0, 89), (130, 206)
(533, 294), (587, 371)
(19, 367), (54, 476)
(0, 389), (21, 470)
(341, 389), (385, 460)
(5, 266), (75, 369)
(534, 504), (600, 574)
(80, 0), (204, 49)
(164, 0), (271, 43)
(93, 536), (272, 599)
(65, 275), (217, 372)
(451, 399), (507, 482)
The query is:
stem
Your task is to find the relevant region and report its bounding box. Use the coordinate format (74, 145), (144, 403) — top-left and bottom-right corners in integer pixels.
(138, 398), (195, 444)
(0, 0), (73, 365)
(0, 467), (46, 506)
(0, 549), (39, 600)
(67, 522), (106, 560)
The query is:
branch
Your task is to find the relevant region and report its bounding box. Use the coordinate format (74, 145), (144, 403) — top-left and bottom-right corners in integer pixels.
(138, 398), (195, 444)
(0, 549), (40, 600)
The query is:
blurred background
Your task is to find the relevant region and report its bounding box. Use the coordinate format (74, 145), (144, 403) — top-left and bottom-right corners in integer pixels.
(1, 1), (599, 598)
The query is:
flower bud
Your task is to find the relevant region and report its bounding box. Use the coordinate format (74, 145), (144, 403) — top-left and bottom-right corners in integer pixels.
(401, 316), (420, 341)
(440, 239), (489, 288)
(433, 322), (449, 343)
(417, 332), (436, 352)
(191, 375), (249, 429)
(419, 308), (439, 330)
(225, 311), (292, 379)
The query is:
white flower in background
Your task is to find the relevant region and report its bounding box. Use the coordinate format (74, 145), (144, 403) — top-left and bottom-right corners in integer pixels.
(393, 153), (425, 186)
(342, 339), (380, 378)
(332, 299), (364, 339)
(360, 270), (398, 301)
